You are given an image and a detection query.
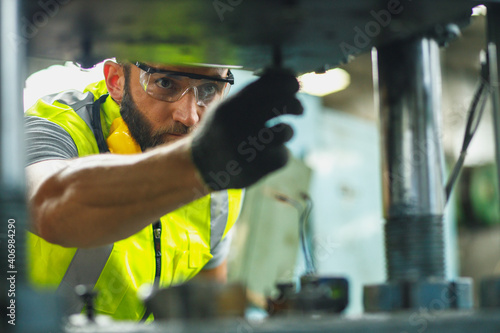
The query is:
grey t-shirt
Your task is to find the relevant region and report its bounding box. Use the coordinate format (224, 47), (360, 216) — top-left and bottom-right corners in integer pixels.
(25, 115), (231, 269)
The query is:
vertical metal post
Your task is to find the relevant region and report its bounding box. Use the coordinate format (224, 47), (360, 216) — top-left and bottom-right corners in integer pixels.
(487, 3), (500, 214)
(1, 0), (25, 188)
(364, 36), (473, 312)
(0, 0), (27, 331)
(480, 2), (500, 310)
(1, 2), (62, 331)
(377, 37), (446, 282)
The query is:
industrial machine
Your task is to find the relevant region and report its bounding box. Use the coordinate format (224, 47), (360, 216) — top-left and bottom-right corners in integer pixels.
(2, 0), (500, 332)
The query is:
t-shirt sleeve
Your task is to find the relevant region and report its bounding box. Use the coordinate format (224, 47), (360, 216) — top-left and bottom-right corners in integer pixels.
(25, 116), (78, 166)
(203, 228), (234, 270)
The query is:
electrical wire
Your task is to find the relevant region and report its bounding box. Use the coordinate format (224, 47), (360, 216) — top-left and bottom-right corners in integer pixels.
(445, 58), (490, 203)
(274, 192), (316, 276)
(299, 192), (315, 275)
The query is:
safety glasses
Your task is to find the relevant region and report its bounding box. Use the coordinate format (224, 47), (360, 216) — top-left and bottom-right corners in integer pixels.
(135, 62), (234, 107)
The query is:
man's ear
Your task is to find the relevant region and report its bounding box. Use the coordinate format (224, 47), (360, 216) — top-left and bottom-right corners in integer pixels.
(104, 60), (125, 103)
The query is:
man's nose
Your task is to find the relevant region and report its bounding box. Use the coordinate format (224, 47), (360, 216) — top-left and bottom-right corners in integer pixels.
(171, 88), (201, 127)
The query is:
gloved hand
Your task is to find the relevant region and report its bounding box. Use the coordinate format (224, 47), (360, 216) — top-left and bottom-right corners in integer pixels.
(191, 69), (303, 190)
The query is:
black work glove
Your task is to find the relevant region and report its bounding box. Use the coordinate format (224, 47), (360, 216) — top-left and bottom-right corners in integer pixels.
(191, 69), (303, 190)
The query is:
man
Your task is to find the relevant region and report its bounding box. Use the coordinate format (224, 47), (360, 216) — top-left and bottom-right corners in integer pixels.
(25, 59), (302, 320)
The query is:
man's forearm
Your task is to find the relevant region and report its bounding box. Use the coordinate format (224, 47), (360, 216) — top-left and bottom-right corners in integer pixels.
(28, 137), (209, 248)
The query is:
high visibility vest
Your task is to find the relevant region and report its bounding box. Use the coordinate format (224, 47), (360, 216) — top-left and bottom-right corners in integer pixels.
(25, 80), (243, 321)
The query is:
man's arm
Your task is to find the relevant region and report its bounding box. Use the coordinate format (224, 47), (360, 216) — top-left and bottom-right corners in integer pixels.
(28, 69), (302, 250)
(27, 137), (208, 248)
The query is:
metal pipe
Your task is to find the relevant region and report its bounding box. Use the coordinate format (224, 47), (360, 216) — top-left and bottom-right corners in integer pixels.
(1, 1), (25, 189)
(375, 37), (446, 282)
(1, 0), (27, 331)
(476, 1), (500, 312)
(487, 3), (500, 216)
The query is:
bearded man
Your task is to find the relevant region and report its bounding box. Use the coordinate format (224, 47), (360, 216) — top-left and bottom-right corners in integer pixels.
(24, 59), (302, 320)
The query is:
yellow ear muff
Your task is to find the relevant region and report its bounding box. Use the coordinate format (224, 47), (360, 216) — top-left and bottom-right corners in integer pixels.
(106, 117), (142, 154)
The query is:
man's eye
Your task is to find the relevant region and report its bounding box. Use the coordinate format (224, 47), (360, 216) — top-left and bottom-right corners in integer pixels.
(155, 77), (174, 89)
(199, 83), (220, 96)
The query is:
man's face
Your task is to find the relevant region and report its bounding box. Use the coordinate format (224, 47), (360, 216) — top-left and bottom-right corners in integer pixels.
(120, 63), (228, 151)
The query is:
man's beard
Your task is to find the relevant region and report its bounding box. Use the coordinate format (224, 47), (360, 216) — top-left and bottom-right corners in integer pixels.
(120, 80), (191, 151)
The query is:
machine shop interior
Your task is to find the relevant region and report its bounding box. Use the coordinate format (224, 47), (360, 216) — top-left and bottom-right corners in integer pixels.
(2, 0), (500, 332)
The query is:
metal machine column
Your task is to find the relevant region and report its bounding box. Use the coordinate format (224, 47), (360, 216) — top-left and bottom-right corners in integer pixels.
(0, 2), (63, 331)
(364, 36), (472, 311)
(480, 2), (500, 309)
(378, 37), (446, 282)
(487, 2), (500, 209)
(0, 0), (27, 331)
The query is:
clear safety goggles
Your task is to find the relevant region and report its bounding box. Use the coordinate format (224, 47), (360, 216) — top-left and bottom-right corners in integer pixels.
(135, 62), (234, 107)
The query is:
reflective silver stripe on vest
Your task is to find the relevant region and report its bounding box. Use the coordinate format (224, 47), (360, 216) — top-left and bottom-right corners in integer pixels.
(41, 90), (95, 131)
(56, 245), (113, 314)
(210, 191), (230, 250)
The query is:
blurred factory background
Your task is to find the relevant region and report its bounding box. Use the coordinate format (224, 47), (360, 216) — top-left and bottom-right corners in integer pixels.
(21, 10), (499, 316)
(227, 10), (500, 314)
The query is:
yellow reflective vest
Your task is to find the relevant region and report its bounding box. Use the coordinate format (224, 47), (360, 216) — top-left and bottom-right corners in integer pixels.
(25, 80), (243, 321)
